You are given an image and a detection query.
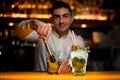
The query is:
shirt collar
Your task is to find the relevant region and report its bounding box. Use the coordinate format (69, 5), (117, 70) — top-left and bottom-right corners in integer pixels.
(52, 29), (71, 39)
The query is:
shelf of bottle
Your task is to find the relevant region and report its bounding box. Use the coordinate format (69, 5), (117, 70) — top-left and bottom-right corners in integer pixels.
(0, 13), (112, 21)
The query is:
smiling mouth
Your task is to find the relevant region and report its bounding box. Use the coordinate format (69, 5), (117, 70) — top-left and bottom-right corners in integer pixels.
(59, 24), (65, 28)
(59, 25), (64, 28)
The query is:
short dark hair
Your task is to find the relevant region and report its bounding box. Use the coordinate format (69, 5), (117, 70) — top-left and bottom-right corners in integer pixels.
(50, 1), (72, 15)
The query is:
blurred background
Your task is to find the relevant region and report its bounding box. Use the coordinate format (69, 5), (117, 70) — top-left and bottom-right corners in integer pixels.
(0, 0), (120, 71)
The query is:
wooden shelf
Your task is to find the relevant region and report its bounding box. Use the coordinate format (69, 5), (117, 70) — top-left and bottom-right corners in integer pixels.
(0, 17), (117, 29)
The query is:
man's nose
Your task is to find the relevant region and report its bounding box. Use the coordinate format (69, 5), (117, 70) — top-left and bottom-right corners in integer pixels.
(59, 17), (64, 23)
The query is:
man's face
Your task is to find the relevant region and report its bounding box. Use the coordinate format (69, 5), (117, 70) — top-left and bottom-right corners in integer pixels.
(52, 8), (73, 33)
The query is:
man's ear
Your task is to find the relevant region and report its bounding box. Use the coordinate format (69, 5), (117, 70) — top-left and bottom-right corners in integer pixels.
(49, 16), (54, 27)
(71, 14), (74, 24)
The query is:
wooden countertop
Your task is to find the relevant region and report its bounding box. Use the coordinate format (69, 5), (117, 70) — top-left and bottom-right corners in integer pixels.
(0, 71), (120, 80)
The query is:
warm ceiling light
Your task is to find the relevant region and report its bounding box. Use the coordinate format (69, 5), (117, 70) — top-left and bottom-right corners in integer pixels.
(11, 4), (15, 8)
(9, 22), (14, 26)
(81, 24), (87, 28)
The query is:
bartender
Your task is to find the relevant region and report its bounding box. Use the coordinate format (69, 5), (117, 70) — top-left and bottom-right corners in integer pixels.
(14, 1), (85, 73)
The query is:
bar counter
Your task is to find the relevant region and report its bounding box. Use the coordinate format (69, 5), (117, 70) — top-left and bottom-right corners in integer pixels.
(0, 71), (120, 80)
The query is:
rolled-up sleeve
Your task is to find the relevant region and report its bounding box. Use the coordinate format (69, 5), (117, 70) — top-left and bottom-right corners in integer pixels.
(14, 20), (39, 42)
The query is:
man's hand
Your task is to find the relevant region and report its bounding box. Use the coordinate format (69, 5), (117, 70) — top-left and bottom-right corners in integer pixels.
(29, 19), (52, 43)
(58, 60), (72, 74)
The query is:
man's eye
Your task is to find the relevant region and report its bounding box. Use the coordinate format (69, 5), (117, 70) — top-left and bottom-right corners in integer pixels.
(64, 15), (70, 18)
(53, 15), (59, 19)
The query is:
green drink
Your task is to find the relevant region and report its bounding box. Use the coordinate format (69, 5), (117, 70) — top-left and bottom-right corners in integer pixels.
(71, 48), (89, 76)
